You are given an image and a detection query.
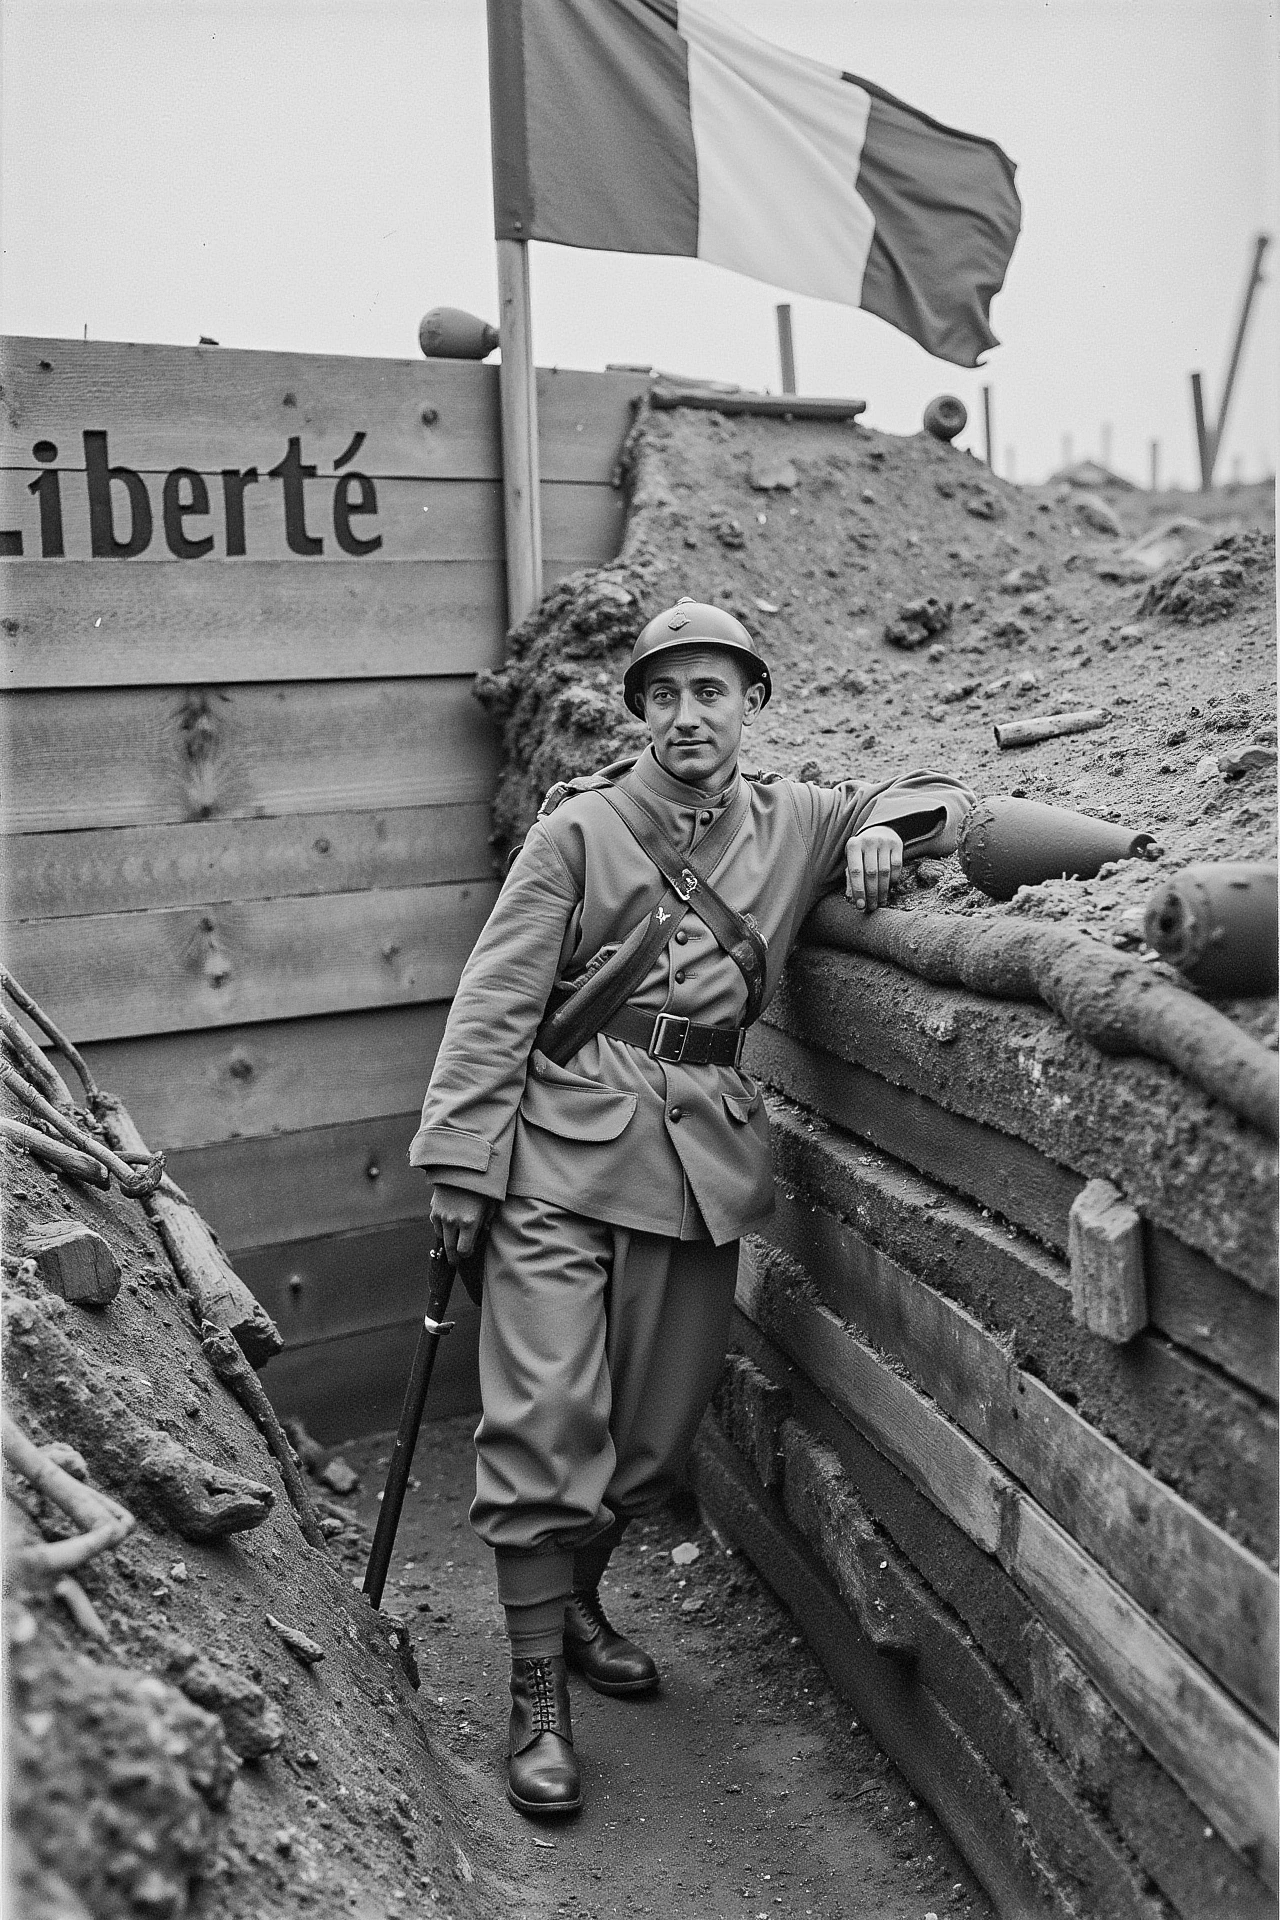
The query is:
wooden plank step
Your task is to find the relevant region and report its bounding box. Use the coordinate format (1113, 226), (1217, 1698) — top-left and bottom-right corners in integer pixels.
(730, 1314), (1277, 1920)
(79, 1005), (448, 1152)
(2, 677), (497, 832)
(737, 1241), (1279, 1886)
(752, 1023), (1277, 1399)
(0, 469), (623, 568)
(0, 338), (647, 483)
(9, 879), (498, 1041)
(168, 1111), (432, 1254)
(8, 804), (494, 921)
(764, 1189), (1278, 1730)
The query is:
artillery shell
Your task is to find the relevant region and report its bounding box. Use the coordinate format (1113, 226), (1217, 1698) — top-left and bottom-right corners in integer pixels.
(959, 796), (1157, 901)
(1142, 862), (1278, 997)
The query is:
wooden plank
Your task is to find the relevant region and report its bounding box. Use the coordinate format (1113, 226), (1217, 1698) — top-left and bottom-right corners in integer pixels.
(168, 1111), (432, 1253)
(0, 469), (624, 567)
(768, 1104), (1278, 1545)
(690, 1423), (1069, 1920)
(752, 1023), (1275, 1399)
(9, 804), (494, 921)
(747, 1021), (1079, 1251)
(767, 1191), (1278, 1733)
(2, 678), (497, 832)
(733, 1312), (1277, 1920)
(9, 879), (498, 1042)
(736, 1243), (1005, 1555)
(262, 1312), (482, 1442)
(2, 560), (505, 688)
(0, 336), (648, 482)
(80, 1006), (449, 1151)
(236, 1217), (435, 1348)
(738, 1242), (1280, 1886)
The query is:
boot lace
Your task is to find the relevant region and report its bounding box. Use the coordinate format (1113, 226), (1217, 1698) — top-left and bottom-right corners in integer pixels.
(527, 1658), (561, 1735)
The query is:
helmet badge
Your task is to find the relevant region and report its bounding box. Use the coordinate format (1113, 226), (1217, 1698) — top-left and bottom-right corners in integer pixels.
(667, 613), (690, 630)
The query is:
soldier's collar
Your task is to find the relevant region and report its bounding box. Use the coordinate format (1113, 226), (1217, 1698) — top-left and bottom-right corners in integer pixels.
(636, 745), (741, 809)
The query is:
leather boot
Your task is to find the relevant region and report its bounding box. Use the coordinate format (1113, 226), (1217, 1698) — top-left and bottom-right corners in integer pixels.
(564, 1588), (659, 1696)
(506, 1656), (582, 1817)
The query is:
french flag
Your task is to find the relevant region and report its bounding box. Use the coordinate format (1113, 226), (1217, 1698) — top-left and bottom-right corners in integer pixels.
(487, 0), (1022, 368)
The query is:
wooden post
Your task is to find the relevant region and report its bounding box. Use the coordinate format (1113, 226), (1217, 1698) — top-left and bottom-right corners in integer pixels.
(1190, 372), (1213, 491)
(1149, 438), (1160, 491)
(495, 237), (542, 629)
(776, 304), (796, 395)
(1212, 232), (1270, 478)
(982, 385), (994, 470)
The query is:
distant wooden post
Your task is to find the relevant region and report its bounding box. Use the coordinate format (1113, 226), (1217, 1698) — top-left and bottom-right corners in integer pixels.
(776, 304), (796, 395)
(982, 385), (994, 470)
(496, 238), (543, 629)
(1149, 439), (1160, 491)
(1190, 232), (1270, 492)
(1190, 372), (1213, 492)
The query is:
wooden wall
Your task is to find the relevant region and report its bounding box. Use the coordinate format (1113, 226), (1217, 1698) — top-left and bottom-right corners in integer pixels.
(1, 335), (646, 1435)
(694, 947), (1279, 1920)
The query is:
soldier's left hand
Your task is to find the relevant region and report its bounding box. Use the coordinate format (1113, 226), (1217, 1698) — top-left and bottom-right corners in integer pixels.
(844, 825), (903, 912)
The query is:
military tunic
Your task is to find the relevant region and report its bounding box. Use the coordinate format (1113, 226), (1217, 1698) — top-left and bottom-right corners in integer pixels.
(409, 747), (972, 1560)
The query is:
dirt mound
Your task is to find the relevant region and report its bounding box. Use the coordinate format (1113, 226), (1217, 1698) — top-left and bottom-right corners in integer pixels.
(1140, 526), (1274, 623)
(2, 1108), (538, 1920)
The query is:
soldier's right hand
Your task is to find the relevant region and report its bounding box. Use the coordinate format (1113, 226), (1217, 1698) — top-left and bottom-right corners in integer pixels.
(430, 1182), (489, 1266)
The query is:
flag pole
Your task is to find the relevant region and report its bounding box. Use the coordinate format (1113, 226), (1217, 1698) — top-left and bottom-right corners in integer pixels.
(496, 238), (543, 629)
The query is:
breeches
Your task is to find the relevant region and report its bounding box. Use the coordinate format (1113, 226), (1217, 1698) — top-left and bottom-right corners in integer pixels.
(470, 1192), (740, 1554)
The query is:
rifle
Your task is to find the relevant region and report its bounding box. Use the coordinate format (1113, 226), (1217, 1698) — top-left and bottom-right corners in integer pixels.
(363, 1232), (457, 1610)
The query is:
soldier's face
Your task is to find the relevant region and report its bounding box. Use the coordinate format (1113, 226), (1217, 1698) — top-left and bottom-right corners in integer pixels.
(640, 647), (764, 791)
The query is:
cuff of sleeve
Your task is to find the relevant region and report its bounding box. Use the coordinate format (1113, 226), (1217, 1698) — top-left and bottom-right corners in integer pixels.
(408, 1124), (492, 1172)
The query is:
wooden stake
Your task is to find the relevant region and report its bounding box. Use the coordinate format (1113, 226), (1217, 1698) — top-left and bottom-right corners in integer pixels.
(1149, 438), (1160, 491)
(982, 385), (994, 470)
(495, 237), (542, 629)
(776, 303), (796, 395)
(1191, 372), (1213, 491)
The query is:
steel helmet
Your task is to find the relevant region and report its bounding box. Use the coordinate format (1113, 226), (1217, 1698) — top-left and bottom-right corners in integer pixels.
(623, 598), (773, 719)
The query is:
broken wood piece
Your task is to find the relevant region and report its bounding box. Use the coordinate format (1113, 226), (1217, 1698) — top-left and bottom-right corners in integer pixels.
(1068, 1179), (1147, 1342)
(993, 708), (1110, 750)
(53, 1575), (111, 1641)
(2, 1293), (274, 1541)
(97, 1094), (282, 1366)
(0, 1004), (76, 1110)
(2, 1412), (135, 1576)
(0, 963), (101, 1107)
(266, 1614), (325, 1666)
(0, 1117), (110, 1187)
(282, 1414), (326, 1474)
(201, 1321), (327, 1550)
(23, 1222), (121, 1306)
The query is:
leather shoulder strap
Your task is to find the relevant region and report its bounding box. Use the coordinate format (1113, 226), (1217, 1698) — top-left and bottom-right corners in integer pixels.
(600, 783), (768, 1021)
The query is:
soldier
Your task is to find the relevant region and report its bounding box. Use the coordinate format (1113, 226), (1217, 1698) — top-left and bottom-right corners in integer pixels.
(409, 600), (973, 1817)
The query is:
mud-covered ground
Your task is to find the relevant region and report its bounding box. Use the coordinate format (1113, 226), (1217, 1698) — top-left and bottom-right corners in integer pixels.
(340, 1415), (992, 1920)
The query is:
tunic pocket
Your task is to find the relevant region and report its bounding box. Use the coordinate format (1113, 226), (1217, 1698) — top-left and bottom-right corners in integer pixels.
(520, 1052), (638, 1143)
(723, 1082), (763, 1125)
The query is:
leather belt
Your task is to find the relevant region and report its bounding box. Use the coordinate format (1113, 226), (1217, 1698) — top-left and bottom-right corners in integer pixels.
(600, 1005), (746, 1068)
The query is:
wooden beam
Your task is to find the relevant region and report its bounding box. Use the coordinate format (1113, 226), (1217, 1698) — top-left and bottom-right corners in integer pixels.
(9, 879), (498, 1041)
(496, 239), (542, 627)
(737, 1243), (1279, 1884)
(3, 677), (497, 833)
(0, 335), (649, 483)
(765, 1193), (1277, 1731)
(261, 1309), (482, 1441)
(8, 804), (493, 922)
(79, 1006), (450, 1152)
(168, 1111), (433, 1254)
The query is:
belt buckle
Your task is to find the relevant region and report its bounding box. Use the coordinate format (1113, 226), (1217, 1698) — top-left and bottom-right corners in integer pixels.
(732, 1028), (746, 1069)
(672, 868), (699, 903)
(651, 1013), (690, 1062)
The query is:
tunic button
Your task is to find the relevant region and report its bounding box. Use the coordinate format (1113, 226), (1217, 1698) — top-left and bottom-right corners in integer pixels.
(674, 929), (688, 944)
(699, 810), (713, 825)
(674, 970), (685, 984)
(668, 1105), (683, 1122)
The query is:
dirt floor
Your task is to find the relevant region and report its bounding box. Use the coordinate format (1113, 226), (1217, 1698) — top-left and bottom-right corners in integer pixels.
(340, 1415), (993, 1920)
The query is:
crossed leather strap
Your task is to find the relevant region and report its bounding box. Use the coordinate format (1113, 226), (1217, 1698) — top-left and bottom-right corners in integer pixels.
(536, 773), (768, 1068)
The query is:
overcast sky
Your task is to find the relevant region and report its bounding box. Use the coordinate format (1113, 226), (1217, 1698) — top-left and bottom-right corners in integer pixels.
(2, 0), (1276, 486)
